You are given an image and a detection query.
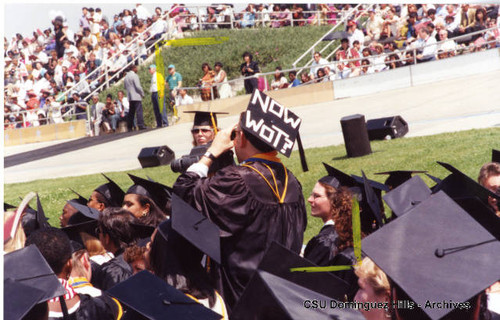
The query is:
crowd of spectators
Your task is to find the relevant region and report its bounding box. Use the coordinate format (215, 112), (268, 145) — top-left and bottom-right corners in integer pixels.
(5, 4), (500, 130)
(4, 4), (173, 129)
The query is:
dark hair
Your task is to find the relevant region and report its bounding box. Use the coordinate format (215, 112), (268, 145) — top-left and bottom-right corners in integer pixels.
(353, 40), (360, 46)
(148, 221), (216, 307)
(214, 61), (223, 68)
(25, 228), (72, 275)
(409, 12), (417, 19)
(316, 68), (325, 78)
(98, 208), (138, 251)
(106, 94), (113, 99)
(361, 59), (370, 65)
(94, 189), (111, 208)
(133, 194), (167, 227)
(341, 38), (349, 43)
(289, 70), (297, 76)
(427, 8), (436, 16)
(427, 22), (435, 29)
(242, 51), (253, 60)
(201, 62), (212, 71)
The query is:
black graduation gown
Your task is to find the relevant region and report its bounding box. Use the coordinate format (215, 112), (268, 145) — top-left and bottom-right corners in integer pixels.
(174, 161), (307, 310)
(303, 224), (339, 266)
(91, 252), (132, 291)
(329, 247), (362, 301)
(49, 293), (120, 320)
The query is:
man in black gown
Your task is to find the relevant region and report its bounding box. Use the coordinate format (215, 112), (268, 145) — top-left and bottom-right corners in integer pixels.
(174, 91), (307, 310)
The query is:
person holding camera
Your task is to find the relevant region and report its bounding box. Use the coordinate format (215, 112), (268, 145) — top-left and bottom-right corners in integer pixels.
(173, 91), (307, 310)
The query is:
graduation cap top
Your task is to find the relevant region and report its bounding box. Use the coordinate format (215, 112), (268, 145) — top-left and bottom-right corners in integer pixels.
(184, 111), (228, 128)
(126, 174), (172, 210)
(94, 174), (125, 207)
(4, 278), (47, 320)
(158, 194), (221, 264)
(362, 191), (500, 320)
(66, 201), (101, 225)
(69, 188), (88, 205)
(375, 170), (426, 190)
(107, 270), (221, 320)
(231, 270), (364, 320)
(434, 161), (500, 205)
(383, 175), (432, 217)
(4, 245), (66, 303)
(240, 90), (302, 158)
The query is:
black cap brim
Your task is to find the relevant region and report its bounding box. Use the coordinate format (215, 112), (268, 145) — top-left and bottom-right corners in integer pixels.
(106, 270), (221, 320)
(4, 278), (47, 320)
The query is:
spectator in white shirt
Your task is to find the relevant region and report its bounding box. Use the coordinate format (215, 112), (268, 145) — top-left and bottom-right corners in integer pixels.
(415, 27), (437, 62)
(175, 89), (194, 107)
(347, 20), (365, 48)
(437, 29), (456, 56)
(310, 51), (330, 79)
(365, 10), (384, 41)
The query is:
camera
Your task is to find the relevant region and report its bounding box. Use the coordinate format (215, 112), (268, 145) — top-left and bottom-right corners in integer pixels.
(170, 142), (234, 174)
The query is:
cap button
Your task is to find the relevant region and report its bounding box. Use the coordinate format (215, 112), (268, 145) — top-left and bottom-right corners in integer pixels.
(163, 299), (171, 305)
(434, 248), (445, 258)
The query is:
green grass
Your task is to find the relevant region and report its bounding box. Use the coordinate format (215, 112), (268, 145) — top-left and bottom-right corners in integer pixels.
(4, 128), (499, 242)
(99, 25), (337, 127)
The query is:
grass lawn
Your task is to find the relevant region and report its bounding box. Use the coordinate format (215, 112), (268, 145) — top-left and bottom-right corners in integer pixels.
(4, 127), (499, 242)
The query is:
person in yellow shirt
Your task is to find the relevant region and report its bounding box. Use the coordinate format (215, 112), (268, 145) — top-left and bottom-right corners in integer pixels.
(149, 64), (168, 128)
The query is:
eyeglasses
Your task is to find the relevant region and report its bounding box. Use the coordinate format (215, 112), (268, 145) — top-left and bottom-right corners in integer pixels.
(309, 193), (327, 200)
(191, 128), (213, 134)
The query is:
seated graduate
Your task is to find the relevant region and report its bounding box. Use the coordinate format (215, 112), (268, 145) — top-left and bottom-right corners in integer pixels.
(91, 207), (141, 291)
(87, 174), (125, 212)
(24, 228), (121, 320)
(122, 174), (170, 227)
(145, 195), (228, 318)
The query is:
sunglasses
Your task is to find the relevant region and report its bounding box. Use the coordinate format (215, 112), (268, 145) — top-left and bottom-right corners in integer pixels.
(191, 128), (213, 134)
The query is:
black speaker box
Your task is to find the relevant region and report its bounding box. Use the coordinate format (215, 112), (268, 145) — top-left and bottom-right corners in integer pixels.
(366, 116), (408, 140)
(138, 146), (175, 168)
(340, 114), (372, 158)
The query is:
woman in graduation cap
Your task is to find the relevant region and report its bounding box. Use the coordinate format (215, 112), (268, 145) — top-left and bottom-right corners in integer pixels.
(122, 174), (169, 227)
(184, 111), (227, 147)
(304, 171), (365, 299)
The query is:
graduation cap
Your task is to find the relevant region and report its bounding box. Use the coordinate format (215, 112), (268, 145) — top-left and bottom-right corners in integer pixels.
(4, 278), (48, 320)
(107, 270), (221, 320)
(69, 188), (88, 205)
(231, 270), (365, 320)
(66, 201), (101, 225)
(383, 175), (432, 217)
(60, 219), (98, 245)
(241, 90), (308, 171)
(453, 196), (500, 240)
(433, 161), (500, 206)
(158, 193), (221, 264)
(257, 241), (350, 300)
(362, 191), (500, 320)
(127, 174), (172, 210)
(35, 193), (51, 230)
(375, 170), (426, 190)
(4, 245), (67, 302)
(321, 163), (386, 232)
(4, 202), (16, 211)
(94, 174), (125, 207)
(184, 111), (228, 130)
(493, 149), (500, 163)
(361, 171), (384, 226)
(425, 172), (442, 185)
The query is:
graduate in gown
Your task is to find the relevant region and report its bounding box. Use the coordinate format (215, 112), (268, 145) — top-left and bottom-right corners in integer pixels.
(173, 91), (307, 310)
